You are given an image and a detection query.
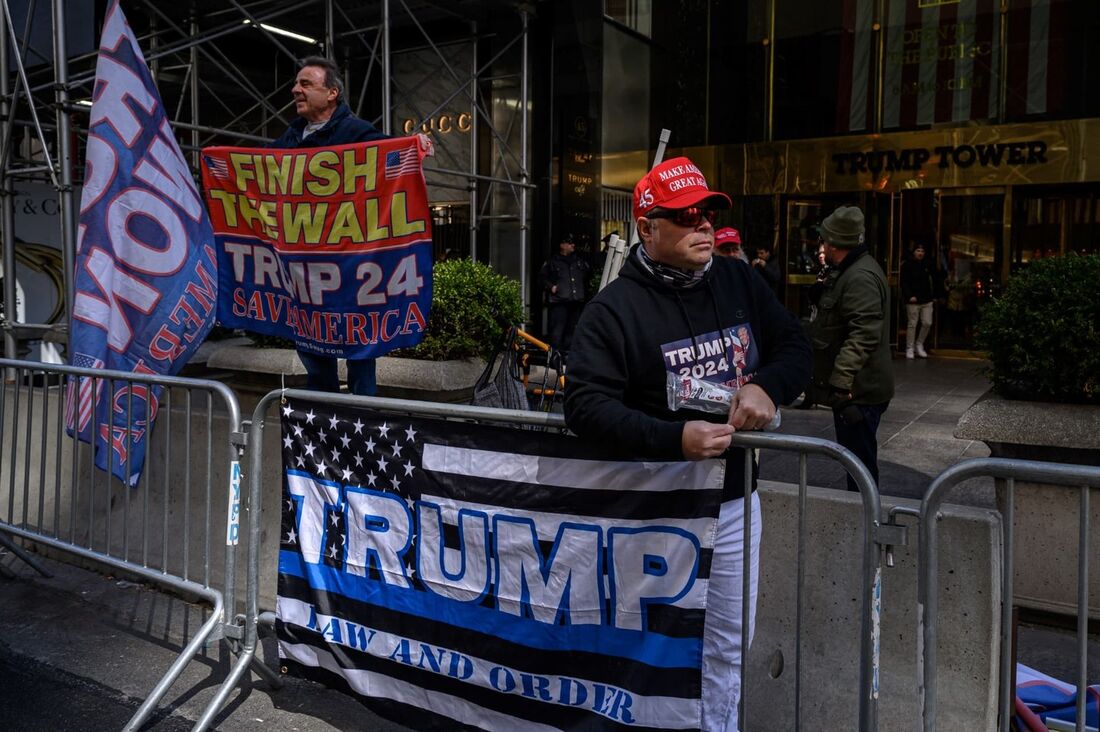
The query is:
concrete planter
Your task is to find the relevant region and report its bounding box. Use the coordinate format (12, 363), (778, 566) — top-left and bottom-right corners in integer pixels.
(955, 392), (1100, 620)
(200, 343), (485, 403)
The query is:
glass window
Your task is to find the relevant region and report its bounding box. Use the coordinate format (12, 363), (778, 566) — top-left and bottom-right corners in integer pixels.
(774, 2), (864, 139)
(881, 0), (1003, 131)
(604, 0), (652, 37)
(938, 194), (1003, 349)
(1003, 0), (1100, 122)
(1011, 186), (1100, 272)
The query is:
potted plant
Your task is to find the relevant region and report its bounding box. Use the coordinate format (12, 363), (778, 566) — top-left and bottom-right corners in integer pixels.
(955, 253), (1100, 619)
(384, 258), (524, 401)
(204, 258), (525, 402)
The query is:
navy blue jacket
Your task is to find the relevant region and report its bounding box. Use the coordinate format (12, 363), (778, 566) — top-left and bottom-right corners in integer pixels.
(269, 102), (387, 149)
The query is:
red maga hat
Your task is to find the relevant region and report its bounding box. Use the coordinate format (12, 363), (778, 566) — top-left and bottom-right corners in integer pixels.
(715, 227), (742, 247)
(632, 157), (731, 221)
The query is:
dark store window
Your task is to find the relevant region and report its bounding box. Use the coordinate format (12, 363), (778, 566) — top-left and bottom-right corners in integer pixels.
(773, 2), (866, 139)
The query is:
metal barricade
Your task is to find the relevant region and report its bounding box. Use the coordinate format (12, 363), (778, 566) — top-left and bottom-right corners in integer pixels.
(919, 457), (1100, 732)
(0, 358), (248, 732)
(226, 389), (890, 732)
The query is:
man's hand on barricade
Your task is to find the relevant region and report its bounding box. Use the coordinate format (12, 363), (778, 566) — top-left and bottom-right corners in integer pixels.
(728, 383), (776, 431)
(681, 420), (734, 460)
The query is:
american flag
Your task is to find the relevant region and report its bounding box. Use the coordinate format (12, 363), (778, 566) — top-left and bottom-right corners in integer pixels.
(63, 353), (105, 432)
(204, 155), (230, 179)
(384, 146), (420, 180)
(277, 396), (722, 730)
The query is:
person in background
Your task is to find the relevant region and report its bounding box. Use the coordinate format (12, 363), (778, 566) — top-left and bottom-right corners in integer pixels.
(900, 241), (935, 359)
(809, 206), (894, 492)
(752, 243), (781, 291)
(539, 235), (590, 353)
(715, 227), (748, 262)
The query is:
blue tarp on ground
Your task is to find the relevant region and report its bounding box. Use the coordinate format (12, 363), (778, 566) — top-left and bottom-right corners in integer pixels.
(1017, 663), (1100, 730)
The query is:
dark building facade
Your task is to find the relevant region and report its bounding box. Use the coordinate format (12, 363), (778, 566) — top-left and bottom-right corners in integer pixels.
(562, 0), (1100, 354)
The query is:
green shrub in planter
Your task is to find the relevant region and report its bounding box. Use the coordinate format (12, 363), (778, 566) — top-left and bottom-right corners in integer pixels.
(393, 258), (524, 361)
(975, 254), (1100, 404)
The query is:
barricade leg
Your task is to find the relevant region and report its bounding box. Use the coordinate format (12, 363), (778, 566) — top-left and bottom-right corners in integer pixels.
(0, 526), (51, 576)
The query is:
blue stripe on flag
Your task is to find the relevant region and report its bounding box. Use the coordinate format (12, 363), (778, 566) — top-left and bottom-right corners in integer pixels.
(279, 549), (702, 669)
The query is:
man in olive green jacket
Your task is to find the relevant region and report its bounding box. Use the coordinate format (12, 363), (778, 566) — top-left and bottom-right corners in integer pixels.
(809, 206), (894, 491)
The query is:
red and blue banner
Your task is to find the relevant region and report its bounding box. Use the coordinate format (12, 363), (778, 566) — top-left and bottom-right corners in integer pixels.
(201, 137), (433, 359)
(69, 0), (217, 486)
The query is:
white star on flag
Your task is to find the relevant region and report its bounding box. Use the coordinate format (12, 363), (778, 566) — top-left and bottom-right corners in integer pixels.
(392, 442), (404, 458)
(329, 414), (339, 430)
(366, 471), (378, 487)
(303, 441), (316, 458)
(364, 436), (376, 454)
(340, 433), (352, 448)
(293, 423), (304, 437)
(330, 512), (340, 527)
(341, 467), (353, 482)
(330, 447), (342, 462)
(403, 461), (414, 477)
(354, 452), (364, 467)
(353, 418), (364, 434)
(405, 425), (417, 442)
(379, 422), (390, 438)
(328, 545), (339, 559)
(286, 527), (297, 543)
(283, 435), (293, 449)
(282, 403), (293, 417)
(315, 461), (327, 477)
(295, 455), (305, 468)
(377, 454), (389, 473)
(319, 429), (328, 443)
(305, 409), (316, 425)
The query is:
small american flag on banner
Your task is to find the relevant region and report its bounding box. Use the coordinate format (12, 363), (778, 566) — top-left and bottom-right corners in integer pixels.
(63, 353), (105, 432)
(203, 155), (230, 179)
(384, 146), (420, 180)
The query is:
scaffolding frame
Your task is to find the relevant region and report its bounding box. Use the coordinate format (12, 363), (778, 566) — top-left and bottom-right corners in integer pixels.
(0, 0), (534, 361)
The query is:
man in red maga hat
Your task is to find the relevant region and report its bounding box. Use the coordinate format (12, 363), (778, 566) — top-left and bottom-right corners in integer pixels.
(566, 156), (811, 731)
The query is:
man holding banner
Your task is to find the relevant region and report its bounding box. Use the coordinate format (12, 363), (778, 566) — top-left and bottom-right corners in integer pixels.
(565, 157), (811, 730)
(204, 57), (434, 397)
(270, 55), (388, 396)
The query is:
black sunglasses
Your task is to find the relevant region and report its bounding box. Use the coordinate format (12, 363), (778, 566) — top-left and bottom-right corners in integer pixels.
(646, 207), (718, 228)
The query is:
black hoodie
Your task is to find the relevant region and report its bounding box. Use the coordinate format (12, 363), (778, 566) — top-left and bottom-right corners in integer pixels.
(564, 245), (811, 498)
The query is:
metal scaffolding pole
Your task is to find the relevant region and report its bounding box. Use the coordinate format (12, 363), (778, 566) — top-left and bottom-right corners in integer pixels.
(0, 2), (14, 362)
(324, 0), (334, 59)
(52, 0), (76, 335)
(469, 21), (478, 261)
(519, 9), (529, 315)
(190, 14), (200, 168)
(382, 0), (391, 134)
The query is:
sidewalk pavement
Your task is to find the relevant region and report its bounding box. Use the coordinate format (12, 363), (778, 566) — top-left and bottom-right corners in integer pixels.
(3, 355), (1090, 730)
(763, 355), (995, 506)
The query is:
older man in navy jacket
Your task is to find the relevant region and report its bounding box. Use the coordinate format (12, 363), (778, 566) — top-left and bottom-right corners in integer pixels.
(270, 55), (388, 395)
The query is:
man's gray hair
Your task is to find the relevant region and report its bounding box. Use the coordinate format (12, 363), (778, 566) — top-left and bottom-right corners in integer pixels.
(299, 55), (344, 100)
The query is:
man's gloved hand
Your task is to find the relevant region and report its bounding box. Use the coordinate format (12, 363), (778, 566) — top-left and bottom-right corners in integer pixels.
(833, 387), (863, 426)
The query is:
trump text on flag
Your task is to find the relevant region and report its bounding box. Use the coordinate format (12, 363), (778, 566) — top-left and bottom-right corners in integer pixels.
(202, 139), (433, 360)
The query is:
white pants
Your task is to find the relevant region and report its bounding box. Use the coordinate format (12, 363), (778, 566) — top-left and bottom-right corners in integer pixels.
(701, 491), (762, 732)
(906, 301), (934, 349)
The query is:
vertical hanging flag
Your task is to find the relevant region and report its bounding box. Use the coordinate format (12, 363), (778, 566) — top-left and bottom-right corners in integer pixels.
(69, 0), (218, 485)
